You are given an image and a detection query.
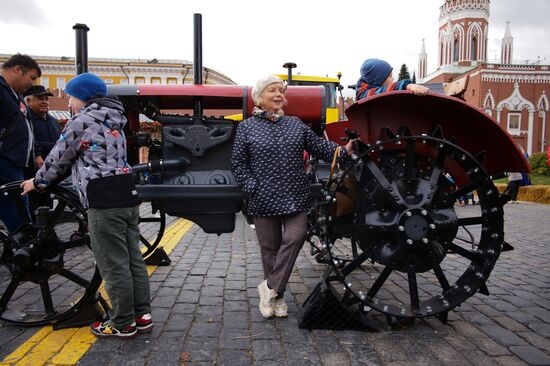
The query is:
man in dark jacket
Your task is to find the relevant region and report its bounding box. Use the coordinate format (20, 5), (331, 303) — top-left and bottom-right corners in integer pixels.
(0, 54), (41, 233)
(23, 85), (62, 212)
(24, 85), (61, 168)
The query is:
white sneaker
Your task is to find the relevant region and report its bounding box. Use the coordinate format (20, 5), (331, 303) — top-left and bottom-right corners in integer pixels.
(273, 298), (288, 318)
(257, 280), (277, 318)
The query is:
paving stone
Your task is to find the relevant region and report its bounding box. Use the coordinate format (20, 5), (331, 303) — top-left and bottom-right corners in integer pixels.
(151, 295), (177, 308)
(182, 337), (218, 362)
(251, 321), (280, 340)
(116, 338), (154, 358)
(219, 330), (251, 350)
(108, 356), (147, 366)
(509, 345), (550, 366)
(218, 349), (253, 366)
(492, 316), (530, 332)
(199, 295), (224, 306)
(171, 303), (197, 314)
(177, 290), (200, 303)
(78, 351), (116, 366)
(462, 350), (501, 366)
(479, 325), (529, 346)
(146, 350), (183, 366)
(473, 336), (511, 356)
(197, 304), (223, 316)
(442, 333), (478, 351)
(251, 339), (283, 361)
(320, 352), (351, 366)
(188, 321), (222, 338)
(527, 321), (550, 338)
(200, 286), (224, 297)
(164, 314), (193, 332)
(493, 356), (530, 366)
(156, 286), (181, 297)
(224, 289), (248, 301)
(516, 331), (550, 351)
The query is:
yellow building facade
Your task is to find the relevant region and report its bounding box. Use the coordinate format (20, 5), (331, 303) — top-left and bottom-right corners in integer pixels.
(0, 54), (236, 89)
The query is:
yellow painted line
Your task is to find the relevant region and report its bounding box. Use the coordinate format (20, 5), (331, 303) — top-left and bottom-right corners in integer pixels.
(1, 218), (193, 366)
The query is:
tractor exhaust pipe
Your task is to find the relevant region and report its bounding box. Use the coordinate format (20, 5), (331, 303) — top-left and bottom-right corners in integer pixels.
(193, 13), (203, 116)
(73, 23), (89, 75)
(283, 62), (297, 85)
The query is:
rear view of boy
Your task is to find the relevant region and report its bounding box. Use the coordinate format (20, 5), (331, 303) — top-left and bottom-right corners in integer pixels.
(356, 58), (429, 100)
(21, 73), (152, 339)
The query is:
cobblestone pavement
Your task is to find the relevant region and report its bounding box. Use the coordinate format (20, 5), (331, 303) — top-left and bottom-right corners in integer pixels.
(1, 202), (549, 366)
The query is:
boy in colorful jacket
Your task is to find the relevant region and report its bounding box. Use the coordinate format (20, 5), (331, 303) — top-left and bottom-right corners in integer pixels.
(21, 73), (152, 339)
(355, 58), (429, 100)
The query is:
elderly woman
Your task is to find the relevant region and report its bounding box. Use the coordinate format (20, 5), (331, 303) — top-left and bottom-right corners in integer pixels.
(231, 75), (353, 318)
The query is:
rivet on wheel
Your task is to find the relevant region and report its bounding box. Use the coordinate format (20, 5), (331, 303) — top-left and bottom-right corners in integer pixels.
(422, 238), (429, 244)
(398, 226), (405, 231)
(491, 233), (499, 239)
(429, 223), (436, 229)
(406, 211), (412, 217)
(421, 209), (428, 216)
(407, 239), (413, 245)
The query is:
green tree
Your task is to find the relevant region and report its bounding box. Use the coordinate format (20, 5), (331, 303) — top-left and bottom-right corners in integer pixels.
(398, 64), (411, 81)
(412, 71), (416, 84)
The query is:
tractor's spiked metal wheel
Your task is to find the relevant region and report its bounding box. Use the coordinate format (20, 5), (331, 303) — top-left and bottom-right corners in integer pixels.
(0, 182), (102, 326)
(138, 202), (166, 258)
(323, 127), (504, 321)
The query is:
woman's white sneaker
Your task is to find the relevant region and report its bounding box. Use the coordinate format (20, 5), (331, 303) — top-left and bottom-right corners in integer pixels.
(257, 280), (278, 318)
(273, 298), (288, 317)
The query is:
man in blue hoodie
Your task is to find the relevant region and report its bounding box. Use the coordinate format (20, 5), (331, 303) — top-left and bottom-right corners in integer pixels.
(0, 54), (41, 232)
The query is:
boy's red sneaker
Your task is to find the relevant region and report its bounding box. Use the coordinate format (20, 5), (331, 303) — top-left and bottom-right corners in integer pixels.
(135, 313), (153, 333)
(90, 321), (137, 339)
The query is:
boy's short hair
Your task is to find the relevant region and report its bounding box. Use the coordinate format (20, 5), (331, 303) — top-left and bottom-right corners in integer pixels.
(1, 53), (42, 77)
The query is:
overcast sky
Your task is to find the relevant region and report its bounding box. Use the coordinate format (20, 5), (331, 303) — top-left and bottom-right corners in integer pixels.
(1, 0), (549, 97)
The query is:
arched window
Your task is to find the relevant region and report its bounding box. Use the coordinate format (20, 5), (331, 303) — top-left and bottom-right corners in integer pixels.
(453, 37), (459, 62)
(471, 36), (478, 61)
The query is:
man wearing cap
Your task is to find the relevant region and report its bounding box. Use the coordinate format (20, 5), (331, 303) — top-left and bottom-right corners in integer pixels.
(23, 85), (62, 212)
(0, 53), (41, 233)
(24, 85), (61, 169)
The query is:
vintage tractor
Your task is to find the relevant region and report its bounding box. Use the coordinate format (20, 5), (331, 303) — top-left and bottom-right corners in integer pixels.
(0, 15), (529, 330)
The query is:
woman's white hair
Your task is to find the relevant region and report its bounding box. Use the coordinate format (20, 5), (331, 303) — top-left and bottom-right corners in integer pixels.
(251, 75), (285, 106)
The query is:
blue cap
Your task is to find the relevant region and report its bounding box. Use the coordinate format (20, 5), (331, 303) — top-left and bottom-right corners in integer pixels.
(65, 73), (107, 102)
(359, 59), (393, 87)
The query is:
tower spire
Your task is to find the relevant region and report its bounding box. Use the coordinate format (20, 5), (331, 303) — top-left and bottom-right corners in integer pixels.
(501, 21), (513, 64)
(418, 39), (427, 80)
